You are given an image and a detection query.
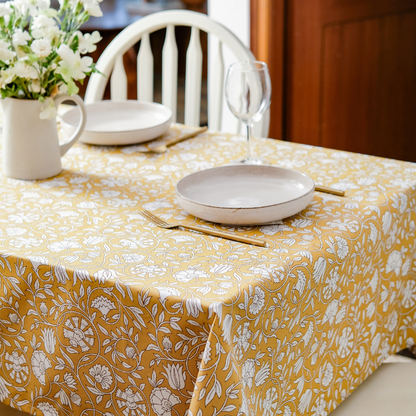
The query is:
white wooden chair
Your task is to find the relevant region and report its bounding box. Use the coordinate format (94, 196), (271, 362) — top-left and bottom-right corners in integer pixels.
(84, 10), (270, 137)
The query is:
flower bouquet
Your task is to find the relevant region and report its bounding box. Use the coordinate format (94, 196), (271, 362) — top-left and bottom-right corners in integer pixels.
(0, 0), (102, 118)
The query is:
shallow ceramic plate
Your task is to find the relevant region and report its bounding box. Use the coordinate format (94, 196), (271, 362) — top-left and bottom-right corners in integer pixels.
(175, 165), (315, 225)
(61, 100), (172, 145)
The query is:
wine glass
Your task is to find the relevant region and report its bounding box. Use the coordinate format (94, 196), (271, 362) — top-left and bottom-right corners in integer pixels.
(225, 60), (271, 165)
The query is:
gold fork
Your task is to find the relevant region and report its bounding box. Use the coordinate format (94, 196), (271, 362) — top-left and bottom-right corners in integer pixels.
(140, 209), (266, 247)
(144, 126), (208, 153)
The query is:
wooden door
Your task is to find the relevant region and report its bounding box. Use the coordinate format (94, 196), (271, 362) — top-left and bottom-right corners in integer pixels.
(251, 0), (416, 162)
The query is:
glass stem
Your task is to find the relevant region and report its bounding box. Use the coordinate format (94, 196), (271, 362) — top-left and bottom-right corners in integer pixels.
(246, 123), (253, 161)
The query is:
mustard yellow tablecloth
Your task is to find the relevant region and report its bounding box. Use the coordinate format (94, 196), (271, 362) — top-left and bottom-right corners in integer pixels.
(0, 126), (415, 416)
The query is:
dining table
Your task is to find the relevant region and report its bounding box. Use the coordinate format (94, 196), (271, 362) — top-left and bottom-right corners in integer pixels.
(0, 119), (415, 416)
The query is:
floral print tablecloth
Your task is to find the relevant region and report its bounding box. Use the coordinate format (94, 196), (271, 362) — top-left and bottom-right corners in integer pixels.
(0, 126), (415, 416)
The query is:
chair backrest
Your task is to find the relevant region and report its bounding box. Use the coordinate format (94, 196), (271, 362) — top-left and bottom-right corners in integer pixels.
(84, 10), (270, 137)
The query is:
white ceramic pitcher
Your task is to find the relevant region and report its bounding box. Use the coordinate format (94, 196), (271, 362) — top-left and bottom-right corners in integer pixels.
(1, 94), (87, 180)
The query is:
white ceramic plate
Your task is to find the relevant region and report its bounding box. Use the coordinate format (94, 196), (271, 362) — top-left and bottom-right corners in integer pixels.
(175, 165), (315, 225)
(61, 100), (172, 145)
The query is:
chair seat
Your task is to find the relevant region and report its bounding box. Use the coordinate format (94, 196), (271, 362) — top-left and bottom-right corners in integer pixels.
(329, 362), (416, 416)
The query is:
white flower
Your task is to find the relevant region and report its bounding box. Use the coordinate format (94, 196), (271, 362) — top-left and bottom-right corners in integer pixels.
(89, 364), (113, 390)
(0, 40), (16, 62)
(185, 297), (204, 318)
(321, 362), (333, 387)
(386, 250), (402, 276)
(233, 322), (252, 361)
(12, 29), (32, 48)
(262, 387), (279, 416)
(40, 327), (56, 354)
(82, 0), (103, 17)
(150, 387), (180, 416)
(76, 30), (102, 53)
(91, 295), (116, 319)
(31, 38), (52, 57)
(56, 44), (92, 81)
(116, 388), (147, 414)
(37, 402), (59, 416)
(0, 3), (13, 18)
(31, 350), (52, 385)
(162, 363), (186, 390)
(31, 14), (60, 40)
(0, 67), (15, 89)
(15, 0), (50, 16)
(13, 60), (39, 80)
(254, 361), (270, 387)
(336, 236), (349, 259)
(241, 359), (255, 389)
(249, 286), (266, 315)
(94, 268), (118, 283)
(63, 316), (95, 352)
(337, 327), (354, 358)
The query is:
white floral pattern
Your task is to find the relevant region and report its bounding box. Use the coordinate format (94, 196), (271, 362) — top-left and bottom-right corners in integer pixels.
(0, 126), (415, 416)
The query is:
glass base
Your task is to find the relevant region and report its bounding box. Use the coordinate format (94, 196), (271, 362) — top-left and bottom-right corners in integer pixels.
(230, 157), (270, 166)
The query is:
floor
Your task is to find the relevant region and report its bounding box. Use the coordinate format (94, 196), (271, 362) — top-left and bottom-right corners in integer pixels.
(1, 349), (415, 416)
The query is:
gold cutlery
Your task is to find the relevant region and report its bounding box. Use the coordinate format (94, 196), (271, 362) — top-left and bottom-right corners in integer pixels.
(144, 126), (208, 153)
(315, 185), (345, 197)
(140, 209), (267, 247)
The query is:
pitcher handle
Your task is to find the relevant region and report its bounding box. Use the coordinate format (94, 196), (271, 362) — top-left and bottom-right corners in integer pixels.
(54, 94), (87, 156)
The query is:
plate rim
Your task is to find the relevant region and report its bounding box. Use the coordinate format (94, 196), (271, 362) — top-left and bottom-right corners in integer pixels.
(175, 164), (315, 211)
(61, 100), (173, 134)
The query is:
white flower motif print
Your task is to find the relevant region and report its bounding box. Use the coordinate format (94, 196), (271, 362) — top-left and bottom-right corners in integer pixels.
(311, 394), (328, 416)
(322, 300), (339, 325)
(369, 223), (378, 244)
(321, 362), (333, 387)
(323, 267), (340, 300)
(6, 227), (27, 236)
(387, 310), (398, 332)
(48, 239), (82, 252)
(255, 361), (271, 387)
(5, 350), (29, 383)
(313, 257), (326, 284)
(122, 253), (145, 263)
(162, 363), (186, 390)
(31, 350), (52, 385)
(382, 211), (392, 235)
(185, 297), (204, 318)
(241, 359), (256, 389)
(155, 287), (182, 302)
(233, 322), (253, 361)
(174, 267), (209, 283)
(91, 296), (116, 320)
(64, 372), (77, 389)
(327, 218), (359, 233)
(40, 328), (56, 354)
(116, 388), (147, 416)
(249, 287), (266, 315)
(37, 402), (59, 416)
(291, 219), (313, 228)
(201, 341), (212, 366)
(130, 264), (167, 278)
(356, 346), (366, 367)
(386, 251), (402, 276)
(150, 387), (180, 416)
(335, 237), (349, 259)
(63, 316), (95, 352)
(94, 269), (118, 283)
(89, 364), (113, 390)
(337, 327), (354, 358)
(261, 387), (279, 416)
(0, 376), (11, 401)
(403, 280), (416, 308)
(249, 264), (286, 283)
